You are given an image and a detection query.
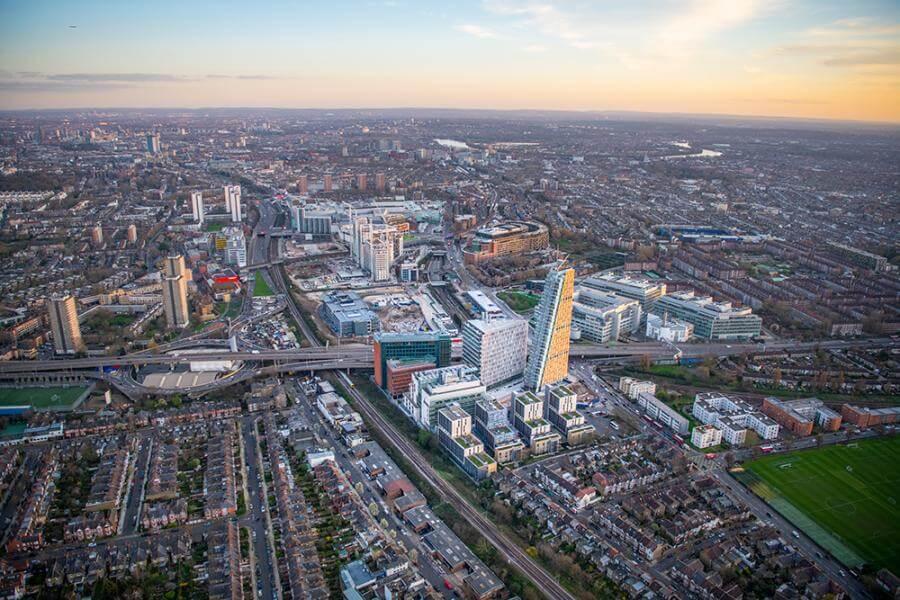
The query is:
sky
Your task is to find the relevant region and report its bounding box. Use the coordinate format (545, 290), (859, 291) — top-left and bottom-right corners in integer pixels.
(1, 0), (898, 122)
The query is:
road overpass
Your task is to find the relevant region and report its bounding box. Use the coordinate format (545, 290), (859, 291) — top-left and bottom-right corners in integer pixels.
(0, 347), (373, 374)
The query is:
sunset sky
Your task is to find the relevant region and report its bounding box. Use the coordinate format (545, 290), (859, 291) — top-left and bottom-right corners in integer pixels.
(1, 0), (898, 122)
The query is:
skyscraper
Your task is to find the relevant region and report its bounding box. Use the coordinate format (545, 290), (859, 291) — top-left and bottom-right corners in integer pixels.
(356, 173), (367, 192)
(375, 172), (386, 193)
(462, 318), (528, 388)
(524, 266), (575, 391)
(127, 224), (138, 243)
(91, 225), (103, 246)
(191, 191), (204, 224)
(323, 174), (333, 193)
(162, 255), (190, 329)
(48, 294), (84, 355)
(297, 174), (308, 195)
(146, 133), (161, 154)
(224, 185), (242, 222)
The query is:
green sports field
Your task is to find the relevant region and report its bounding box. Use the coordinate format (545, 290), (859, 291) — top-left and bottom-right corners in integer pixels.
(742, 436), (900, 570)
(0, 386), (88, 410)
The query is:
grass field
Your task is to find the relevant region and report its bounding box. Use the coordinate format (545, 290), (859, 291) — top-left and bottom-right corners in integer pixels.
(0, 386), (88, 409)
(742, 437), (900, 570)
(497, 290), (540, 314)
(253, 277), (275, 297)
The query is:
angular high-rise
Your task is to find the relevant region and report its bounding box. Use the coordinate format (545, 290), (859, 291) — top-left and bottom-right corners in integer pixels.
(48, 294), (84, 355)
(191, 191), (204, 224)
(162, 255), (190, 329)
(224, 185), (242, 222)
(524, 266), (575, 391)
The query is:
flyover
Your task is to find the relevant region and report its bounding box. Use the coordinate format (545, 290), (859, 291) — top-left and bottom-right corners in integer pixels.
(0, 346), (373, 373)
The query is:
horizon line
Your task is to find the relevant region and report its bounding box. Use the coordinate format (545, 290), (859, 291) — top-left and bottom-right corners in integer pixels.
(1, 105), (899, 128)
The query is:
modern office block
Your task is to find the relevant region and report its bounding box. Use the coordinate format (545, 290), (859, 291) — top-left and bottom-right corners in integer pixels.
(373, 332), (451, 391)
(462, 318), (528, 388)
(653, 290), (761, 340)
(407, 365), (485, 429)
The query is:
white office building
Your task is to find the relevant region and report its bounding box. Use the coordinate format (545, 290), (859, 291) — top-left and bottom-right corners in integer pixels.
(645, 312), (693, 343)
(406, 365), (486, 430)
(571, 288), (641, 343)
(653, 291), (761, 340)
(224, 226), (247, 268)
(191, 191), (204, 225)
(692, 392), (779, 445)
(462, 318), (528, 388)
(691, 425), (723, 449)
(581, 273), (667, 312)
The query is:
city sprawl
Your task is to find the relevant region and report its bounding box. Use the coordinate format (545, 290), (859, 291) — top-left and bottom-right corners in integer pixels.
(0, 109), (896, 600)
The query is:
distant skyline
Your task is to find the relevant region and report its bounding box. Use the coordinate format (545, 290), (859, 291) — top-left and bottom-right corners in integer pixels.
(1, 0), (898, 122)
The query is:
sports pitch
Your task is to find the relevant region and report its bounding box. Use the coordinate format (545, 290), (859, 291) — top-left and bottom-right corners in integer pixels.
(0, 386), (88, 409)
(742, 436), (900, 570)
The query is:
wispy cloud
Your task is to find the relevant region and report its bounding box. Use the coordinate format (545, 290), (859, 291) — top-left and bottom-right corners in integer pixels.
(206, 74), (283, 80)
(483, 0), (597, 49)
(657, 0), (774, 51)
(772, 18), (900, 70)
(46, 73), (191, 82)
(454, 23), (500, 39)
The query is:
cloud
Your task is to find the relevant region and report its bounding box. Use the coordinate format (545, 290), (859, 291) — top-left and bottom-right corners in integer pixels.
(454, 23), (500, 39)
(823, 49), (900, 67)
(657, 0), (773, 51)
(772, 18), (900, 70)
(484, 1), (596, 47)
(46, 73), (192, 82)
(522, 44), (547, 53)
(206, 74), (283, 80)
(0, 80), (133, 93)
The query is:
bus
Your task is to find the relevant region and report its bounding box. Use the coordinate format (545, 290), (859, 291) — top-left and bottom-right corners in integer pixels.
(609, 421), (620, 431)
(705, 453), (717, 459)
(760, 445), (775, 454)
(673, 434), (684, 444)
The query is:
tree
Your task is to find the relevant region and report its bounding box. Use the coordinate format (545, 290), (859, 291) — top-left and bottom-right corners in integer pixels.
(639, 354), (652, 370)
(368, 502), (378, 516)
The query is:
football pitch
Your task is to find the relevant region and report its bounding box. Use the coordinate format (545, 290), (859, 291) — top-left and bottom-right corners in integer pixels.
(742, 436), (900, 570)
(0, 386), (88, 410)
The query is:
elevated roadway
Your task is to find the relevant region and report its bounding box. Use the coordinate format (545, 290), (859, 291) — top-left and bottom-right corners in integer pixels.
(0, 347), (372, 373)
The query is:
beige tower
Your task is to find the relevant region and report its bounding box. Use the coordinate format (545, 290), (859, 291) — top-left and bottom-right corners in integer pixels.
(162, 255), (190, 329)
(48, 294), (84, 354)
(524, 266), (575, 391)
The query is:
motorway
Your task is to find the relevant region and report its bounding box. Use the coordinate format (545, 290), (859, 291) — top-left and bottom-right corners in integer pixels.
(0, 347), (372, 372)
(9, 335), (891, 375)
